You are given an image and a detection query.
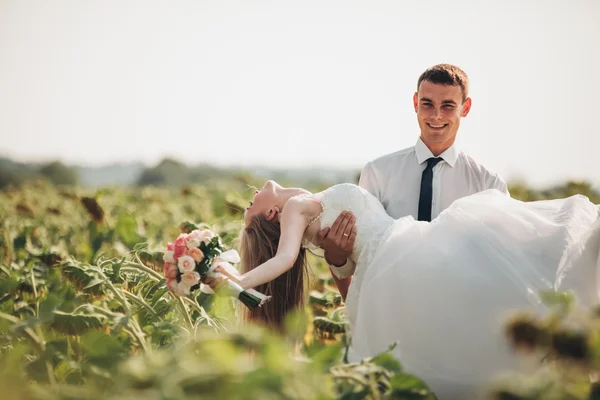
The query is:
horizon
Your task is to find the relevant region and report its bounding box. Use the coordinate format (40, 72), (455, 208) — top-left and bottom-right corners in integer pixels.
(3, 152), (597, 190)
(1, 0), (599, 187)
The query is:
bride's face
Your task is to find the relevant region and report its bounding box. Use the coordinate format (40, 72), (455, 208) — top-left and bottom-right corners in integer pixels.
(244, 180), (281, 225)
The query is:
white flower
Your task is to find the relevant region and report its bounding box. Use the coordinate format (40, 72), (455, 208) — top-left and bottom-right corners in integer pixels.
(177, 255), (196, 273)
(216, 249), (241, 264)
(180, 271), (201, 286)
(175, 281), (191, 296)
(187, 239), (200, 249)
(163, 251), (175, 263)
(191, 229), (216, 244)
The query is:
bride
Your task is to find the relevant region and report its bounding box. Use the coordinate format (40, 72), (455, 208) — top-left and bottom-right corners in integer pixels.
(206, 180), (600, 398)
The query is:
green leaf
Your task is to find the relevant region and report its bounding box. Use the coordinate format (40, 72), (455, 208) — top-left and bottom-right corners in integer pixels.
(13, 233), (27, 250)
(46, 339), (69, 358)
(60, 261), (105, 295)
(309, 343), (344, 368)
(110, 261), (123, 283)
(137, 250), (162, 270)
(81, 331), (127, 368)
(390, 373), (431, 398)
(25, 358), (50, 382)
(313, 316), (346, 335)
(150, 287), (168, 306)
(39, 294), (61, 321)
(0, 275), (19, 296)
(179, 221), (199, 233)
(115, 215), (141, 248)
(539, 290), (574, 311)
(54, 360), (81, 384)
(83, 278), (104, 290)
(50, 310), (106, 335)
(370, 351), (403, 374)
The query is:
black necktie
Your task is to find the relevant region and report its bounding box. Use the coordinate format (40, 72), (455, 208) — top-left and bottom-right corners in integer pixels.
(418, 157), (443, 222)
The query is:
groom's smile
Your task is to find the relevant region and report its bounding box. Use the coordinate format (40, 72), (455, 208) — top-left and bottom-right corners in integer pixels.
(427, 123), (448, 129)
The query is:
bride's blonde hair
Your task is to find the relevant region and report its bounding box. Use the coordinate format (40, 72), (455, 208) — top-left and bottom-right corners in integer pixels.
(239, 214), (308, 331)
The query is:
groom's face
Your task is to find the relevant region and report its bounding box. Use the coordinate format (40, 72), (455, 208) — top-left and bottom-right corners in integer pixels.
(413, 81), (472, 153)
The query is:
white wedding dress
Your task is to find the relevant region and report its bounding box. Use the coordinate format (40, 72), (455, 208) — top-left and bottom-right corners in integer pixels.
(302, 183), (600, 399)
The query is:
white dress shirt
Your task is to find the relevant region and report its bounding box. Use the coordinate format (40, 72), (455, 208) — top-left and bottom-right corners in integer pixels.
(328, 138), (509, 278)
(359, 138), (509, 220)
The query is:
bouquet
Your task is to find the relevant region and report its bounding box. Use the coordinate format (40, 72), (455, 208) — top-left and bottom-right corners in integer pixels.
(162, 227), (270, 309)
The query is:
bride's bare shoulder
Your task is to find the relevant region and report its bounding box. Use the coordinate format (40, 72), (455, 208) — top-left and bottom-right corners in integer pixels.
(284, 194), (323, 224)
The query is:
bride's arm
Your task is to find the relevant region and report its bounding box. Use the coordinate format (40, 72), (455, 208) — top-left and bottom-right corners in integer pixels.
(237, 199), (308, 290)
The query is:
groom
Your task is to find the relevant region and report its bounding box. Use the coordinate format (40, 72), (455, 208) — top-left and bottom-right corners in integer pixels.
(319, 64), (509, 298)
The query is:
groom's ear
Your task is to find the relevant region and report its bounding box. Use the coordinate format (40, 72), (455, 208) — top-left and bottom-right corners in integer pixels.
(461, 97), (472, 117)
(413, 92), (419, 113)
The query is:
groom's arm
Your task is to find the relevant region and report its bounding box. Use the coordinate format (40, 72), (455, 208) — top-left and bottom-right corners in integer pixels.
(331, 273), (352, 301)
(317, 212), (357, 301)
(484, 170), (510, 197)
(319, 162), (379, 267)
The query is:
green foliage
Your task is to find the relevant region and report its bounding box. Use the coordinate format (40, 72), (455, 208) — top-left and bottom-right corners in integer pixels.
(1, 177), (599, 399)
(39, 161), (79, 186)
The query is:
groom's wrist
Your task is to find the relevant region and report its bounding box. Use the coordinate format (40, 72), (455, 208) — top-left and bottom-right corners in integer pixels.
(326, 256), (347, 268)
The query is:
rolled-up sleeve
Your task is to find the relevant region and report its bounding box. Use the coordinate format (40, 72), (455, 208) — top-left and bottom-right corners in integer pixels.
(488, 173), (510, 196)
(329, 259), (356, 279)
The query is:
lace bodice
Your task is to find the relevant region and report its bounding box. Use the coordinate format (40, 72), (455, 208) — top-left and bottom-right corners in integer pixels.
(302, 183), (394, 269)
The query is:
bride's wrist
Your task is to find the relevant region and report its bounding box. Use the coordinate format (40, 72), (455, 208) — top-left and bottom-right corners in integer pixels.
(234, 274), (245, 289)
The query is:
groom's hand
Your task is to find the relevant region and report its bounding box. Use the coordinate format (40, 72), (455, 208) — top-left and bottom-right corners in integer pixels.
(317, 211), (356, 267)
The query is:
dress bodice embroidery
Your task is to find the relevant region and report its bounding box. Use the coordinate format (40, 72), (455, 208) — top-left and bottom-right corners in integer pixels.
(300, 184), (394, 274)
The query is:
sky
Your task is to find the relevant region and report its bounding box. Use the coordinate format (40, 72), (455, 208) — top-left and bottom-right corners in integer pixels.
(0, 0), (599, 187)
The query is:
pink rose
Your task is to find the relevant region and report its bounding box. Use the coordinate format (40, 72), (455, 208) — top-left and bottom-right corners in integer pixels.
(177, 255), (196, 273)
(163, 262), (178, 279)
(176, 233), (189, 241)
(166, 278), (178, 292)
(166, 242), (175, 251)
(187, 247), (204, 263)
(173, 247), (187, 260)
(180, 271), (200, 286)
(174, 235), (189, 259)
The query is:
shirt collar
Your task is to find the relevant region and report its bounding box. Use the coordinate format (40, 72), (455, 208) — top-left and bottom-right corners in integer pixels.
(415, 137), (459, 167)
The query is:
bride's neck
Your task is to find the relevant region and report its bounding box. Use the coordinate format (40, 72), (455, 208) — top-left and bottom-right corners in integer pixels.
(276, 187), (311, 209)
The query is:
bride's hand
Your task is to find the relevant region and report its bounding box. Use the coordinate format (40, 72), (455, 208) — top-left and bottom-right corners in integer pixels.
(203, 265), (241, 291)
(202, 274), (226, 291)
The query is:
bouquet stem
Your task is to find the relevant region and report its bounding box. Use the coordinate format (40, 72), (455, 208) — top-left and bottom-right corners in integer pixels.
(224, 281), (271, 309)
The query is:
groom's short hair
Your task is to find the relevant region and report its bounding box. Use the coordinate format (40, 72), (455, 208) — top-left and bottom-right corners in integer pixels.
(417, 64), (469, 102)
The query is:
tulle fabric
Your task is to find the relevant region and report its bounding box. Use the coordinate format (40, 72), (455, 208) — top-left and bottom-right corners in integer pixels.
(347, 189), (600, 398)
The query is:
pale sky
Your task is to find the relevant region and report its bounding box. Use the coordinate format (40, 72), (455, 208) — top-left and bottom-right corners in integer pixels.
(1, 0), (599, 187)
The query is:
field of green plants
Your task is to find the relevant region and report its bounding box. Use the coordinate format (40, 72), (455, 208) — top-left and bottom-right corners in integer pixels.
(2, 177), (600, 400)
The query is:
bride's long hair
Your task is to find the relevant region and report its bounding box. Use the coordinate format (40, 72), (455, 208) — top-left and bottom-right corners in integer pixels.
(239, 214), (308, 331)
